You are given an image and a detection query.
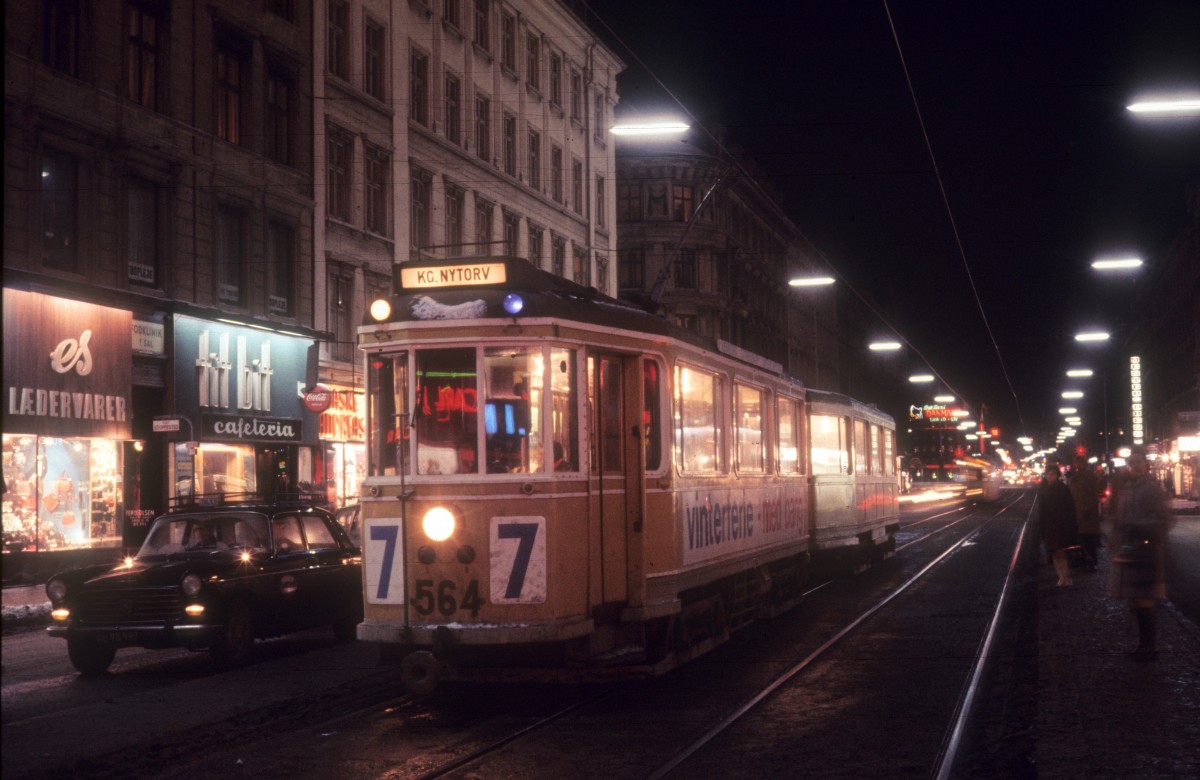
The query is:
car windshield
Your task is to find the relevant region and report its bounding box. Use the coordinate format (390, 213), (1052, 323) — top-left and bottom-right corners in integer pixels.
(137, 514), (270, 558)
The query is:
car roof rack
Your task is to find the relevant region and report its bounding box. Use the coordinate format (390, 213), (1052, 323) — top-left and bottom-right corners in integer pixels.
(166, 491), (333, 511)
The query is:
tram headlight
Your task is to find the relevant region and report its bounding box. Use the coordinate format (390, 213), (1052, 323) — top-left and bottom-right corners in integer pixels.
(369, 298), (392, 322)
(422, 506), (456, 542)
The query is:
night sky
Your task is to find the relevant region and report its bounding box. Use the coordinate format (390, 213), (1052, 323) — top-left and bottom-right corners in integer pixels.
(587, 0), (1200, 450)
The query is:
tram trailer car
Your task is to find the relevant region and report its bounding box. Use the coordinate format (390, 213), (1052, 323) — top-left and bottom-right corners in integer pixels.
(355, 257), (898, 692)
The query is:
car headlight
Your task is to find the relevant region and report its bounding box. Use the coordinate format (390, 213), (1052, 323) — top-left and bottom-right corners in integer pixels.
(422, 506), (456, 542)
(47, 578), (68, 603)
(181, 574), (203, 597)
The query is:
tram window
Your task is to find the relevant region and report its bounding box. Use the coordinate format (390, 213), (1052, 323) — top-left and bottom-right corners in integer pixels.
(484, 347), (543, 473)
(811, 414), (848, 475)
(550, 348), (578, 472)
(734, 383), (765, 473)
(368, 353), (409, 477)
(676, 364), (723, 474)
(777, 396), (801, 474)
(414, 348), (478, 475)
(589, 356), (624, 474)
(870, 424), (881, 474)
(883, 429), (895, 475)
(854, 419), (868, 474)
(643, 358), (662, 471)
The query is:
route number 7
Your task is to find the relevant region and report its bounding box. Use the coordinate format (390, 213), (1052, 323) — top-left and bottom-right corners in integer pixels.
(489, 516), (546, 603)
(365, 519), (405, 604)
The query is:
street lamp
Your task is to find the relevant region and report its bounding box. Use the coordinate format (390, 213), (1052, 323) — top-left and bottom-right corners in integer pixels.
(609, 119), (690, 136)
(908, 374), (935, 384)
(869, 340), (902, 351)
(788, 275), (835, 287)
(1125, 97), (1200, 115)
(1091, 257), (1144, 271)
(1074, 331), (1110, 343)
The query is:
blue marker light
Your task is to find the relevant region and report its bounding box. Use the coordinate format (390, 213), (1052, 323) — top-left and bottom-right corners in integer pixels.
(503, 293), (524, 315)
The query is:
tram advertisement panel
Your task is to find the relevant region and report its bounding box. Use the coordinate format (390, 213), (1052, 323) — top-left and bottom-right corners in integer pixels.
(682, 486), (807, 566)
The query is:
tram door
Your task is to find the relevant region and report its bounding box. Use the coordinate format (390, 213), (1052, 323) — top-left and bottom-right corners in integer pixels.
(587, 353), (645, 613)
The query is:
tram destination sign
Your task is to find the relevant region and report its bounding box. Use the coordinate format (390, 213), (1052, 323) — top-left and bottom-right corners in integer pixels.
(400, 262), (508, 290)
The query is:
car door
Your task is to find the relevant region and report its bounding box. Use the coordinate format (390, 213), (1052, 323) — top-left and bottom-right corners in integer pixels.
(269, 513), (313, 629)
(299, 513), (359, 624)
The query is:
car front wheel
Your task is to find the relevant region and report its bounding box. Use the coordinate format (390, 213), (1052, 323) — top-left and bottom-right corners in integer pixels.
(67, 638), (117, 676)
(211, 600), (255, 668)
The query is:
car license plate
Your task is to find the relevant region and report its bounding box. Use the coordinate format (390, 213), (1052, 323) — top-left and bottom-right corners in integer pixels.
(96, 630), (138, 644)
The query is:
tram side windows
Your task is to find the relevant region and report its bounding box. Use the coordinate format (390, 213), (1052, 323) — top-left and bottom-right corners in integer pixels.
(642, 358), (663, 471)
(811, 414), (849, 475)
(550, 349), (579, 472)
(675, 364), (724, 474)
(777, 396), (802, 475)
(414, 349), (479, 475)
(853, 419), (869, 475)
(870, 424), (882, 474)
(883, 428), (895, 475)
(367, 353), (409, 477)
(734, 383), (766, 474)
(484, 347), (542, 473)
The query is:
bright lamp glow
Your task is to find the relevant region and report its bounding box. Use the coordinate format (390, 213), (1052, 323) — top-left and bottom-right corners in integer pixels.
(1059, 407), (1077, 414)
(1091, 257), (1144, 270)
(1126, 98), (1200, 115)
(1066, 369), (1094, 378)
(422, 507), (456, 542)
(1075, 331), (1110, 343)
(1062, 391), (1084, 399)
(503, 293), (524, 315)
(908, 374), (935, 383)
(869, 341), (902, 351)
(788, 276), (835, 287)
(369, 298), (392, 321)
(609, 120), (690, 136)
(934, 395), (955, 403)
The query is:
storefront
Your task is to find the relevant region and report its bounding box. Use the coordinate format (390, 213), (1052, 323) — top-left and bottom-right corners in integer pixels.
(316, 385), (366, 506)
(2, 290), (133, 555)
(171, 315), (325, 504)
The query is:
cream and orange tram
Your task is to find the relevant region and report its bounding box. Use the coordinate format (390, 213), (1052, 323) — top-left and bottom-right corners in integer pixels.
(357, 257), (897, 691)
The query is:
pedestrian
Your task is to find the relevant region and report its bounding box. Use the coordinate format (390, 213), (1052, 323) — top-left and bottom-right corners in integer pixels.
(1110, 446), (1171, 661)
(1037, 464), (1079, 587)
(1069, 455), (1101, 571)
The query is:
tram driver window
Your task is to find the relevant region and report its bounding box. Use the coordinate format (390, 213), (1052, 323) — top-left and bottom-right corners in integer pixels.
(414, 348), (479, 475)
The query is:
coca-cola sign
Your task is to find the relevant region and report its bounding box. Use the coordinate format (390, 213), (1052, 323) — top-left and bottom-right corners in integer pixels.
(304, 384), (333, 413)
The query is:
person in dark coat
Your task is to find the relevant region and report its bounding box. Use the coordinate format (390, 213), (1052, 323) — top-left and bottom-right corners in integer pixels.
(1037, 464), (1079, 587)
(1109, 447), (1170, 660)
(1069, 455), (1102, 571)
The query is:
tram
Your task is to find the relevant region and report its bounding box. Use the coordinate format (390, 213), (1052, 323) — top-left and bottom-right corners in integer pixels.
(355, 256), (897, 691)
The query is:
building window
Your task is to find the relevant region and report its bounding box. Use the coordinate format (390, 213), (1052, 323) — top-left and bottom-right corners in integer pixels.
(570, 70), (581, 122)
(126, 3), (160, 109)
(503, 211), (519, 256)
(672, 184), (695, 222)
(216, 205), (245, 305)
(594, 92), (606, 140)
(266, 71), (292, 165)
(267, 220), (295, 316)
(596, 255), (609, 295)
(445, 73), (461, 144)
(268, 0), (294, 21)
(618, 183), (641, 221)
(552, 236), (565, 277)
(502, 113), (516, 176)
(475, 198), (494, 254)
(445, 185), (464, 251)
(364, 18), (386, 101)
(328, 0), (349, 80)
(410, 48), (429, 126)
(573, 246), (589, 286)
(214, 39), (243, 144)
(40, 148), (78, 272)
(526, 33), (540, 90)
(473, 0), (489, 52)
(475, 92), (491, 161)
(571, 159), (582, 214)
(675, 249), (697, 289)
(43, 0), (82, 76)
(127, 176), (159, 286)
(549, 53), (562, 107)
(500, 12), (515, 71)
(365, 145), (390, 235)
(527, 130), (541, 190)
(328, 264), (356, 362)
(326, 125), (352, 222)
(443, 0), (460, 28)
(411, 167), (432, 253)
(550, 146), (563, 203)
(528, 225), (543, 268)
(619, 248), (644, 289)
(596, 176), (606, 228)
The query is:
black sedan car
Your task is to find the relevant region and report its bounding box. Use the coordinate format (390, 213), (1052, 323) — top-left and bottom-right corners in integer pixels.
(45, 496), (363, 675)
